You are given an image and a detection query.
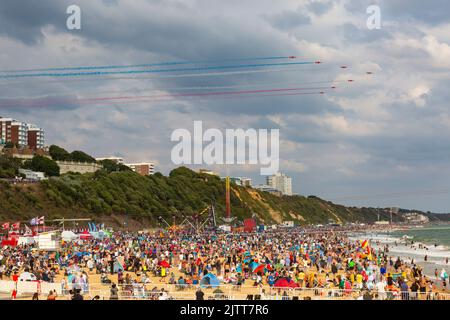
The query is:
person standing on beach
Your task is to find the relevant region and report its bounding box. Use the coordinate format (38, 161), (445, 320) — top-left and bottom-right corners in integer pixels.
(195, 288), (204, 300)
(376, 279), (387, 300)
(110, 284), (119, 300)
(419, 276), (427, 299)
(331, 263), (338, 281)
(47, 290), (57, 300)
(440, 268), (448, 290)
(399, 278), (409, 300)
(71, 289), (84, 300)
(356, 272), (363, 289)
(410, 279), (419, 300)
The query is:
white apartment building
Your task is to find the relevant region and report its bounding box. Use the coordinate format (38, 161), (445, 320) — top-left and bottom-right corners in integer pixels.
(266, 172), (293, 196)
(230, 177), (253, 187)
(11, 121), (27, 146)
(95, 156), (125, 164)
(125, 162), (155, 176)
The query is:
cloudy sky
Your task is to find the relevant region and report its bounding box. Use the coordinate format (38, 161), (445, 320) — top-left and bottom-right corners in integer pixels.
(0, 0), (449, 212)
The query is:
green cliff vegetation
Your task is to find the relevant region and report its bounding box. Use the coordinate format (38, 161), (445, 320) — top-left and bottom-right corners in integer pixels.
(49, 145), (96, 163)
(1, 146), (446, 227)
(0, 154), (21, 178)
(0, 164), (400, 226)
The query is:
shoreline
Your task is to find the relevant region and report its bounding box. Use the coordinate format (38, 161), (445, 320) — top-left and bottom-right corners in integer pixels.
(349, 224), (450, 282)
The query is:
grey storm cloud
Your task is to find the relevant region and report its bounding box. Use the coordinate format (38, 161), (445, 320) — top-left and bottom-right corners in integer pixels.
(264, 9), (312, 31)
(0, 0), (68, 44)
(0, 0), (449, 212)
(382, 0), (450, 25)
(191, 93), (343, 116)
(345, 0), (450, 25)
(307, 0), (334, 16)
(340, 23), (392, 43)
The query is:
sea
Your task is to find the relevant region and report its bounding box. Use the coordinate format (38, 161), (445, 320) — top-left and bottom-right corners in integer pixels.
(350, 224), (450, 278)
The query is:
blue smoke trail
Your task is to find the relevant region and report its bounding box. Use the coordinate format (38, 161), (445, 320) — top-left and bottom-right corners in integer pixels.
(0, 61), (315, 79)
(0, 56), (298, 73)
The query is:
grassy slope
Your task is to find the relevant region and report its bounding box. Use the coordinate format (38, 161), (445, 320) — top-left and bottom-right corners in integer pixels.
(0, 167), (435, 226)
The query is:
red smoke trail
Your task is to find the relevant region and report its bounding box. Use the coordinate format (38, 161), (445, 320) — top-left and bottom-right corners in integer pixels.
(0, 90), (333, 108)
(77, 86), (335, 103)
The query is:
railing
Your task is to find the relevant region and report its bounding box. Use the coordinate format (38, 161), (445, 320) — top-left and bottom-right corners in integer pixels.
(15, 282), (450, 301)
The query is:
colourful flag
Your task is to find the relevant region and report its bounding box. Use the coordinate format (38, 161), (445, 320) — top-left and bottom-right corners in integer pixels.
(11, 222), (20, 230)
(1, 222), (9, 230)
(360, 239), (369, 249)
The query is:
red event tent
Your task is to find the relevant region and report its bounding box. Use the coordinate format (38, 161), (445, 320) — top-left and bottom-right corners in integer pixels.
(79, 230), (92, 240)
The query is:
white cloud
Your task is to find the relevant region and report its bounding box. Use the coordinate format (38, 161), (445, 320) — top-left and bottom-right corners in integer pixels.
(0, 0), (449, 211)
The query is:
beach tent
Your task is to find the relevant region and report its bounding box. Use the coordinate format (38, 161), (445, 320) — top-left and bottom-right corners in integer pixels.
(103, 230), (112, 238)
(90, 230), (107, 240)
(274, 278), (299, 288)
(159, 260), (170, 268)
(61, 231), (78, 242)
(243, 218), (257, 232)
(253, 263), (272, 274)
(1, 231), (19, 247)
(249, 261), (259, 271)
(252, 264), (266, 274)
(200, 273), (220, 288)
(79, 230), (92, 240)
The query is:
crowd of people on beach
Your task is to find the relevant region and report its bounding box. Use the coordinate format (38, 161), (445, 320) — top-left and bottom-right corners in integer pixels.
(0, 226), (448, 300)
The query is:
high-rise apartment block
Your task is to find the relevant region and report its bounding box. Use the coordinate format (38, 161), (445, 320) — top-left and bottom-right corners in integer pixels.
(0, 117), (45, 150)
(266, 172), (293, 196)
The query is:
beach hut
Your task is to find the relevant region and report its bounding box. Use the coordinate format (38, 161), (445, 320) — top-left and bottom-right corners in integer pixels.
(200, 273), (220, 288)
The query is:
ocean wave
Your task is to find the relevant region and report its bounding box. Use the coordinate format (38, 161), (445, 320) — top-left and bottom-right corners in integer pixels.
(351, 232), (450, 264)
